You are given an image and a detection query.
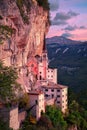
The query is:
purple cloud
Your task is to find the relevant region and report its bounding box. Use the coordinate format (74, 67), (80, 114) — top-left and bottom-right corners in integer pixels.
(63, 25), (87, 31)
(54, 11), (79, 21)
(61, 32), (74, 38)
(51, 10), (79, 26)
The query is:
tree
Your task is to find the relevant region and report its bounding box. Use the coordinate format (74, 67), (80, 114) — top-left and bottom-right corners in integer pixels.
(36, 0), (50, 11)
(0, 119), (13, 130)
(66, 100), (87, 130)
(19, 93), (29, 109)
(45, 105), (67, 130)
(37, 115), (53, 130)
(69, 100), (80, 113)
(0, 61), (21, 104)
(0, 25), (15, 44)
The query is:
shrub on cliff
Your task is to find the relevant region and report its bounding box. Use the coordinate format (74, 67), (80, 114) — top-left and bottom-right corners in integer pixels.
(0, 61), (21, 105)
(36, 0), (50, 11)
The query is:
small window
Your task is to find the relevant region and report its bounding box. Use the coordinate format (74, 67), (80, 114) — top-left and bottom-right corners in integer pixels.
(66, 99), (67, 102)
(51, 89), (54, 92)
(57, 101), (60, 104)
(45, 89), (48, 91)
(57, 95), (60, 97)
(35, 100), (38, 105)
(45, 94), (48, 97)
(51, 75), (53, 77)
(52, 94), (54, 98)
(57, 89), (60, 92)
(40, 75), (42, 80)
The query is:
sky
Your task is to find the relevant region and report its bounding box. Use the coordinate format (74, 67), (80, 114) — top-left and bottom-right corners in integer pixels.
(46, 0), (87, 41)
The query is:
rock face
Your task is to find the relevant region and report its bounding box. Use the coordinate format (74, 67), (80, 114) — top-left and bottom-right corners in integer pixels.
(0, 0), (49, 67)
(0, 0), (49, 91)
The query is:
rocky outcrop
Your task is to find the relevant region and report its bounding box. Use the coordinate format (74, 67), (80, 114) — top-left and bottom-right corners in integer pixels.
(0, 0), (49, 91)
(0, 0), (49, 67)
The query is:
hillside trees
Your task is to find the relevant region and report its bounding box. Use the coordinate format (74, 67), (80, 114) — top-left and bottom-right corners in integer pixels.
(45, 105), (67, 130)
(0, 119), (12, 130)
(66, 100), (87, 130)
(0, 61), (22, 104)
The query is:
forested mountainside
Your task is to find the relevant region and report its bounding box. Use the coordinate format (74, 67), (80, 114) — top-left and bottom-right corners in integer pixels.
(46, 36), (87, 109)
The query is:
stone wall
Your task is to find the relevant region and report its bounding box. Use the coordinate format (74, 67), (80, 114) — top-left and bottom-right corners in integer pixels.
(0, 106), (19, 130)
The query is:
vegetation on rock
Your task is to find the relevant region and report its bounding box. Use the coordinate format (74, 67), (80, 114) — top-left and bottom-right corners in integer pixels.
(0, 119), (12, 130)
(36, 0), (50, 25)
(0, 25), (15, 44)
(0, 61), (21, 104)
(16, 0), (30, 24)
(36, 0), (50, 11)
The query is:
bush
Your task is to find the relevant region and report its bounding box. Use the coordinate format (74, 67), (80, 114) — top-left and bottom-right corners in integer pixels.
(36, 0), (50, 11)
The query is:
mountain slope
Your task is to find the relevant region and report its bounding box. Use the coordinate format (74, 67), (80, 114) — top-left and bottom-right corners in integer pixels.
(46, 36), (87, 92)
(46, 36), (82, 44)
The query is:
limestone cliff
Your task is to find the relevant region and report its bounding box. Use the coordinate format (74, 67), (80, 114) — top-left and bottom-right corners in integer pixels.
(0, 0), (49, 67)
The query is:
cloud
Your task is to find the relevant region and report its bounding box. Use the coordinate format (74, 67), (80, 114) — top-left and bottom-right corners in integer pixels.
(61, 32), (74, 38)
(63, 25), (77, 31)
(51, 10), (79, 26)
(51, 20), (67, 25)
(48, 0), (59, 11)
(79, 26), (87, 29)
(54, 11), (79, 21)
(62, 25), (87, 31)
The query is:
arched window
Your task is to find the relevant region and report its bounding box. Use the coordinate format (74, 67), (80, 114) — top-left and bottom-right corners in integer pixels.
(40, 75), (42, 80)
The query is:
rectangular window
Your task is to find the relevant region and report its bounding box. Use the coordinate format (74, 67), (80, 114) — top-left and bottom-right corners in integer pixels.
(45, 94), (49, 97)
(51, 89), (54, 92)
(57, 89), (60, 92)
(57, 95), (60, 97)
(57, 101), (60, 104)
(45, 89), (48, 91)
(52, 94), (54, 98)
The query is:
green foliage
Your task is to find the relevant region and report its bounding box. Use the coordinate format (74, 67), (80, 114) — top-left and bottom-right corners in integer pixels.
(76, 89), (87, 110)
(37, 115), (53, 129)
(0, 119), (12, 130)
(19, 93), (29, 109)
(0, 61), (21, 104)
(16, 0), (30, 24)
(66, 100), (87, 130)
(0, 25), (15, 44)
(21, 102), (87, 130)
(36, 0), (50, 11)
(36, 0), (50, 25)
(45, 105), (67, 129)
